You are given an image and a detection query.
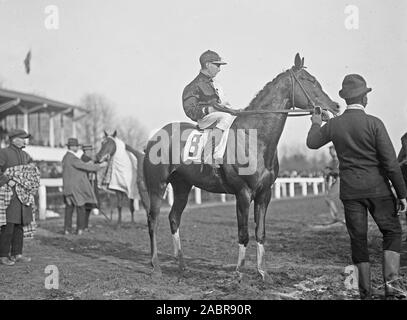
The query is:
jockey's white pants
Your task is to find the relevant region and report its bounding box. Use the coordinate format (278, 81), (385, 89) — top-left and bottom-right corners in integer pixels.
(197, 112), (236, 161)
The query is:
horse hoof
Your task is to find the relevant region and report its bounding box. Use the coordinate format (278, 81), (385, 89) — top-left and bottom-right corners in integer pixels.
(260, 271), (272, 284)
(235, 270), (244, 282)
(178, 263), (186, 273)
(152, 267), (162, 278)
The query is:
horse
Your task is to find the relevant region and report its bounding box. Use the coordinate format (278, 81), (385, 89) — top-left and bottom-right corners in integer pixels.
(95, 131), (150, 226)
(143, 53), (340, 280)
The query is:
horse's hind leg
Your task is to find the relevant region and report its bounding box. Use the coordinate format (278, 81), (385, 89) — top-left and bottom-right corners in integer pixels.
(235, 189), (251, 276)
(116, 192), (123, 227)
(129, 198), (135, 223)
(254, 189), (272, 282)
(148, 192), (164, 275)
(168, 178), (192, 272)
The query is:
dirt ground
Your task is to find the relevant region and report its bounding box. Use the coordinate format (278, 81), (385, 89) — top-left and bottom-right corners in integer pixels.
(1, 195), (406, 300)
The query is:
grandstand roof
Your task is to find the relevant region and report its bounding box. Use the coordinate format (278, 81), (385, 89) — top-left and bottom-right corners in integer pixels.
(0, 88), (86, 117)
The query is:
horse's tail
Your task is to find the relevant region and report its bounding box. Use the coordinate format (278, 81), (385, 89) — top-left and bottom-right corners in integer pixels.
(135, 150), (150, 214)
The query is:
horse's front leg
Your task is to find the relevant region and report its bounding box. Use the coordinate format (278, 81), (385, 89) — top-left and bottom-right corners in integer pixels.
(235, 189), (251, 276)
(254, 189), (272, 281)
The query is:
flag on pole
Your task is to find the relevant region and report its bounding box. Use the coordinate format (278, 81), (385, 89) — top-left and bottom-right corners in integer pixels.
(24, 50), (31, 74)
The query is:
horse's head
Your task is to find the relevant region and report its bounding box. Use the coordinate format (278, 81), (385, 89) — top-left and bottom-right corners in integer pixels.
(95, 130), (117, 163)
(288, 53), (340, 115)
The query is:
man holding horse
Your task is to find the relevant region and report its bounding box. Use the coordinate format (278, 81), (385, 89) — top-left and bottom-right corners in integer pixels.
(182, 50), (241, 164)
(307, 74), (407, 300)
(81, 144), (99, 232)
(62, 138), (106, 235)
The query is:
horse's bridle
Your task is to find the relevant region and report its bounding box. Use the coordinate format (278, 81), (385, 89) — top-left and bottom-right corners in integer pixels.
(288, 68), (317, 111)
(221, 68), (323, 117)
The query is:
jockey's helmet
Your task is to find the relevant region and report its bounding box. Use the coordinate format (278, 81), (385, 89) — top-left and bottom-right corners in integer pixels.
(199, 50), (227, 67)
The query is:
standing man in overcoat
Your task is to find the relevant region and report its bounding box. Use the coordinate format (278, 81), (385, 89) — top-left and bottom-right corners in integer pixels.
(0, 129), (34, 266)
(307, 74), (407, 300)
(62, 138), (105, 235)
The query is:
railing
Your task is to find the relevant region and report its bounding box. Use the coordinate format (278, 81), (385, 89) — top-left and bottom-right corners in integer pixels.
(38, 177), (326, 219)
(164, 177), (325, 206)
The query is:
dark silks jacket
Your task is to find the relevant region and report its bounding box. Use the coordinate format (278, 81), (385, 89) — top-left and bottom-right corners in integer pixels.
(182, 72), (221, 121)
(307, 108), (407, 200)
(0, 144), (33, 225)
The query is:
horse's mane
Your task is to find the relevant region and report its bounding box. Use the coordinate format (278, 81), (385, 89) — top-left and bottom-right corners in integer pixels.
(106, 135), (144, 162)
(245, 70), (289, 111)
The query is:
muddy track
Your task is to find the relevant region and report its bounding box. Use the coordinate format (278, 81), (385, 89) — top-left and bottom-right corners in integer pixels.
(1, 196), (406, 300)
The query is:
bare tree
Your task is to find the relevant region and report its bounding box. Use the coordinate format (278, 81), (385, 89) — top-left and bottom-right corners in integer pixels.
(77, 93), (116, 147)
(115, 115), (148, 150)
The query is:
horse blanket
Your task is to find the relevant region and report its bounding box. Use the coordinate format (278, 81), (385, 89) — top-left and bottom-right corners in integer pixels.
(0, 164), (40, 237)
(99, 138), (140, 200)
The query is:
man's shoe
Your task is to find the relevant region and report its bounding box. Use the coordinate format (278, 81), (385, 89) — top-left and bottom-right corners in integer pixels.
(64, 230), (71, 235)
(77, 229), (83, 235)
(11, 255), (31, 263)
(0, 257), (15, 266)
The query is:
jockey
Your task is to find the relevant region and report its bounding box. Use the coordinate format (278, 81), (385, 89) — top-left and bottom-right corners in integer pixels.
(182, 50), (240, 163)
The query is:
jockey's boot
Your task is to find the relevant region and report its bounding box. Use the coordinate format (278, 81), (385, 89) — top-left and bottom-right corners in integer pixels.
(356, 262), (372, 300)
(0, 257), (15, 266)
(383, 250), (407, 299)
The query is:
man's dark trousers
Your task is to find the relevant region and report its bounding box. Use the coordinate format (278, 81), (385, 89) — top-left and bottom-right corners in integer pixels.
(0, 223), (23, 257)
(342, 195), (402, 263)
(64, 205), (86, 233)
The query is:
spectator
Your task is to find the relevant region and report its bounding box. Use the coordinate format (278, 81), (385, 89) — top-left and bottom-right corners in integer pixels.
(324, 145), (345, 224)
(307, 74), (407, 300)
(80, 144), (100, 232)
(0, 129), (39, 266)
(62, 138), (105, 235)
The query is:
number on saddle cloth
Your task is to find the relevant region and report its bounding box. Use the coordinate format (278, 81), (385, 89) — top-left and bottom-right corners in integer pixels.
(183, 127), (222, 164)
(183, 129), (208, 163)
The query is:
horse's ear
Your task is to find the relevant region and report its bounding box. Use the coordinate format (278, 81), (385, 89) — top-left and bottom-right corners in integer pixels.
(104, 130), (108, 137)
(294, 53), (302, 69)
(301, 57), (305, 68)
(112, 130), (117, 137)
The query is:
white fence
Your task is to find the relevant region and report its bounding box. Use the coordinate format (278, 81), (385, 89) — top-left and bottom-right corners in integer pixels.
(38, 177), (326, 220)
(164, 177), (325, 206)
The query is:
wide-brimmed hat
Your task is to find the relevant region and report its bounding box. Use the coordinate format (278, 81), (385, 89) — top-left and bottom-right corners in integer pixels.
(199, 50), (227, 66)
(8, 128), (31, 140)
(66, 137), (80, 147)
(339, 74), (372, 99)
(82, 144), (94, 151)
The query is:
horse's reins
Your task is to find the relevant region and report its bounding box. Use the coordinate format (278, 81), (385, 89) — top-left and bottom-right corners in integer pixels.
(213, 68), (319, 117)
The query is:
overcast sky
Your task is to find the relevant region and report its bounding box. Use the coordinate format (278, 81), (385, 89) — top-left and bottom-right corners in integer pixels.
(0, 0), (406, 156)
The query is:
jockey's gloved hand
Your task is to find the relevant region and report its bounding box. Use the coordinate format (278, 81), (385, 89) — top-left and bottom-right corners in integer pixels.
(207, 106), (216, 113)
(230, 109), (243, 116)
